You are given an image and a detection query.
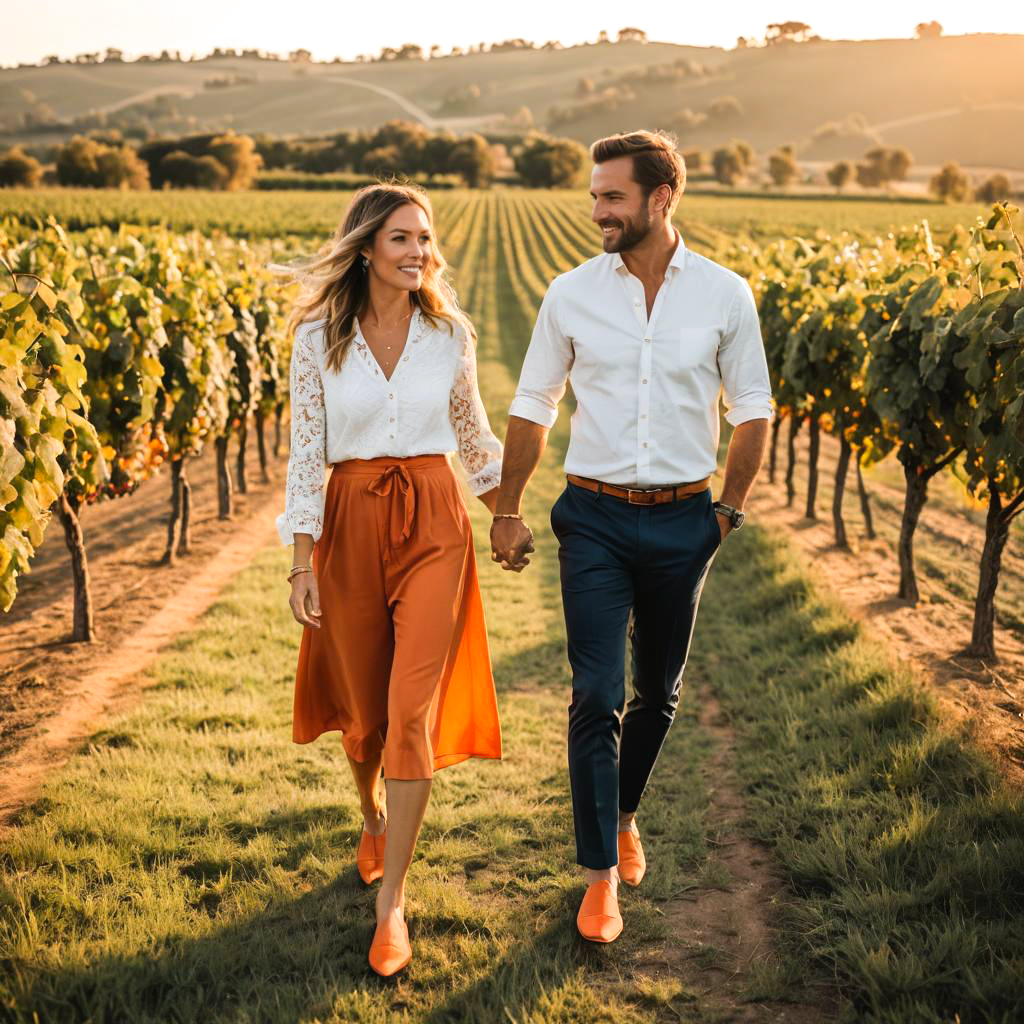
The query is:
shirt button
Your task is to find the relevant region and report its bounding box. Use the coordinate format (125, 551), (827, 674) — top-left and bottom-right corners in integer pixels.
(642, 378), (648, 384)
(389, 416), (395, 422)
(640, 414), (647, 419)
(388, 393), (394, 399)
(643, 442), (649, 448)
(644, 337), (651, 343)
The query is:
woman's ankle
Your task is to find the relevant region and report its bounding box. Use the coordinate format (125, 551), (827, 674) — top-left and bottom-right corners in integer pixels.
(362, 804), (386, 835)
(376, 886), (405, 919)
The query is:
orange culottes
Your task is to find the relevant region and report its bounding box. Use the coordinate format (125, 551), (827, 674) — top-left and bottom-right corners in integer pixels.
(292, 454), (502, 779)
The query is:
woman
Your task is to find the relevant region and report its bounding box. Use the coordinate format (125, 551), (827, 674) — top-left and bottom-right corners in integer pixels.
(274, 183), (512, 977)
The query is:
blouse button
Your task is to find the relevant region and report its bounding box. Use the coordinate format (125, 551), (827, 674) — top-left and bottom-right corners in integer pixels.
(389, 417), (395, 422)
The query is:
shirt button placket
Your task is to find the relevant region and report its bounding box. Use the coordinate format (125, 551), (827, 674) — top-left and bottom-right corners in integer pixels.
(388, 390), (396, 439)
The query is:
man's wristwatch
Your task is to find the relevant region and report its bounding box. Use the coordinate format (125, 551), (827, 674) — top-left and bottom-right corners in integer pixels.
(713, 501), (745, 531)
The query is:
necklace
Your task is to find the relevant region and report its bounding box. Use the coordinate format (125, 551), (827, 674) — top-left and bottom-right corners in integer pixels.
(369, 307), (413, 348)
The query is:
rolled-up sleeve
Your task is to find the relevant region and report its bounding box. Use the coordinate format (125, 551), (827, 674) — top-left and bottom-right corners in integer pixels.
(719, 278), (774, 426)
(508, 277), (573, 428)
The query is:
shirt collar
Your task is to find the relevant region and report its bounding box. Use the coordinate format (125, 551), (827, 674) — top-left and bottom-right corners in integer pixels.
(609, 227), (687, 274)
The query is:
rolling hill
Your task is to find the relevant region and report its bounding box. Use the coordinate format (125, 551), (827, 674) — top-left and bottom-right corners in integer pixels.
(2, 34), (1023, 170)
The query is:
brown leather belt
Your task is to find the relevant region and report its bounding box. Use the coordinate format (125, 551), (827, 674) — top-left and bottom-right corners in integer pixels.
(566, 474), (711, 505)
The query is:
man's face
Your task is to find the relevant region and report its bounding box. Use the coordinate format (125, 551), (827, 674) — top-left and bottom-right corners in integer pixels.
(590, 156), (652, 253)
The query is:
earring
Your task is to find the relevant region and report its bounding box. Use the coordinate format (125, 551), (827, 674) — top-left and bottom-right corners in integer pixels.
(362, 256), (370, 268)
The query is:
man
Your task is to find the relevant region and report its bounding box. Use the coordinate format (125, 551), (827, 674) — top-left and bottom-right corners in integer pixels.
(490, 130), (773, 943)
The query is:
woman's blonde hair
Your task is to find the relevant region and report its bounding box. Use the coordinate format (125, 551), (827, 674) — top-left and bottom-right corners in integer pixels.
(272, 182), (473, 373)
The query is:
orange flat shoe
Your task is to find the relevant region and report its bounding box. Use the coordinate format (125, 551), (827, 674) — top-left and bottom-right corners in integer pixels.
(617, 820), (647, 887)
(368, 913), (412, 977)
(356, 825), (386, 884)
(576, 880), (623, 943)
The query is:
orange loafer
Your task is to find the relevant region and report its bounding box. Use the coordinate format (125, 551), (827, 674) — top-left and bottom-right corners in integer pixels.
(617, 820), (647, 887)
(356, 826), (386, 885)
(576, 879), (623, 943)
(368, 913), (412, 977)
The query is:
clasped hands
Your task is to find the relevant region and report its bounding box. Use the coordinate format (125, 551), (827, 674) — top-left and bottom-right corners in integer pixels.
(490, 516), (535, 573)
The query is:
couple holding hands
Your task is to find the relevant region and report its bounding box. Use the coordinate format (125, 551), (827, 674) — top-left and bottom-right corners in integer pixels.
(276, 129), (773, 976)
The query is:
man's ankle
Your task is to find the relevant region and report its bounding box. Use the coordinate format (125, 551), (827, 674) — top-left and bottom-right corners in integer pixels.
(583, 866), (618, 886)
(617, 812), (636, 833)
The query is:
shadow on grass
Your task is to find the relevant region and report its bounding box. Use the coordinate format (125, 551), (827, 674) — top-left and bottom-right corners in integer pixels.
(11, 874), (597, 1024)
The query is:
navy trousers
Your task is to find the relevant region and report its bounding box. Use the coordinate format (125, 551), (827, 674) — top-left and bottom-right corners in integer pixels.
(549, 480), (722, 869)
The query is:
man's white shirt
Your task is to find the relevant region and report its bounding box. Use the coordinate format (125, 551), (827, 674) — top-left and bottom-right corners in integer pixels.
(508, 230), (774, 488)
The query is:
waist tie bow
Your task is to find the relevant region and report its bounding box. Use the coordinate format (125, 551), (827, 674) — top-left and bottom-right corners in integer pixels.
(367, 464), (416, 563)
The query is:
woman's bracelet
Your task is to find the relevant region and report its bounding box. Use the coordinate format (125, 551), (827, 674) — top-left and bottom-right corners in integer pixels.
(288, 564), (313, 582)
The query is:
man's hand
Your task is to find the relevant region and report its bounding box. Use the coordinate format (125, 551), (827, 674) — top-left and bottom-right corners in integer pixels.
(714, 509), (733, 543)
(490, 517), (535, 572)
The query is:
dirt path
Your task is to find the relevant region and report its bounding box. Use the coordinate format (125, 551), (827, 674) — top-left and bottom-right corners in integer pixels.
(638, 685), (830, 1022)
(749, 429), (1024, 786)
(0, 432), (288, 826)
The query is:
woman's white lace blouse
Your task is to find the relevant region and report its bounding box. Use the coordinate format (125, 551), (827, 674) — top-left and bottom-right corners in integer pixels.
(276, 309), (503, 545)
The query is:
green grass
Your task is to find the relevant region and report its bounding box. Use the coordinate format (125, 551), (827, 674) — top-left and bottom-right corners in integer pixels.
(693, 527), (1024, 1023)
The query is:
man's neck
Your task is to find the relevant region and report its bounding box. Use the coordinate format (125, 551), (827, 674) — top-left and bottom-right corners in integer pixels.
(619, 222), (679, 286)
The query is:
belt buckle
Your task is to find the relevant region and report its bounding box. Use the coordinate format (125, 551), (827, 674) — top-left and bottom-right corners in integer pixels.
(627, 487), (659, 505)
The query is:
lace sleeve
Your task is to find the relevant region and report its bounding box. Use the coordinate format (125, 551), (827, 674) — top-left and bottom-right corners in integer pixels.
(276, 322), (327, 545)
(449, 323), (503, 495)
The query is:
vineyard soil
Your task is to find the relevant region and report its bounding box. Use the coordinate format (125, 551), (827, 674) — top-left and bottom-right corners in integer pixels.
(0, 429), (286, 815)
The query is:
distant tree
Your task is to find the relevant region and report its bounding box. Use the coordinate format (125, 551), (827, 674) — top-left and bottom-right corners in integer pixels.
(733, 140), (755, 169)
(361, 144), (404, 175)
(430, 44), (441, 59)
(711, 146), (744, 185)
(421, 131), (458, 177)
(915, 21), (943, 38)
(289, 49), (312, 62)
(541, 40), (563, 50)
(681, 148), (706, 173)
(765, 21), (813, 44)
(104, 48), (124, 63)
(735, 36), (748, 49)
(207, 133), (262, 188)
(855, 146), (913, 189)
(447, 133), (494, 187)
(506, 105), (534, 129)
(396, 44), (424, 60)
(159, 150), (229, 188)
(975, 173), (1011, 203)
(0, 146), (42, 187)
(768, 145), (799, 186)
(617, 27), (647, 43)
(368, 120), (429, 166)
(515, 135), (587, 187)
(42, 55), (62, 66)
(826, 159), (853, 192)
(709, 95), (743, 120)
(863, 145), (912, 182)
(56, 135), (149, 189)
(929, 161), (971, 201)
(597, 30), (610, 44)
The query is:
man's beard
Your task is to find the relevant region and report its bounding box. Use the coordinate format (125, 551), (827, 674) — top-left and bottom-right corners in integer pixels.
(600, 206), (651, 253)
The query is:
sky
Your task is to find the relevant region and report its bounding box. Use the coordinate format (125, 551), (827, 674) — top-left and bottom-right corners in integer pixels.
(4, 0), (1023, 67)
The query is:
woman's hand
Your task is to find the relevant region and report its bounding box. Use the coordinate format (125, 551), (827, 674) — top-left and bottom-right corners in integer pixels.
(289, 571), (322, 629)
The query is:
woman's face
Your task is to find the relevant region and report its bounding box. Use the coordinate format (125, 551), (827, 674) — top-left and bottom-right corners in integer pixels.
(363, 202), (432, 293)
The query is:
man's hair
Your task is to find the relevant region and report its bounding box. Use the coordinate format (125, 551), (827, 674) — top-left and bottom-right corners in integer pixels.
(590, 130), (686, 209)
